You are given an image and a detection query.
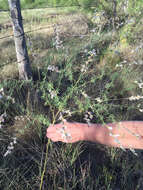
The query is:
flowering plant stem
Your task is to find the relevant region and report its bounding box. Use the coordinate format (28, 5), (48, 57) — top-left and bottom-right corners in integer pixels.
(40, 139), (50, 190)
(40, 110), (60, 190)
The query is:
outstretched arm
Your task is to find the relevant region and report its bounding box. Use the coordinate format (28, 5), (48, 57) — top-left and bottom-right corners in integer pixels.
(46, 121), (143, 149)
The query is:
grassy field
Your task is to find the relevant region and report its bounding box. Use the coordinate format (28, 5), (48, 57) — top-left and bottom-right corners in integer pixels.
(0, 0), (86, 10)
(0, 5), (143, 190)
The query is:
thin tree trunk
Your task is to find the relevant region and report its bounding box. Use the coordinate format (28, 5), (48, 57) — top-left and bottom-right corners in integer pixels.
(8, 0), (32, 80)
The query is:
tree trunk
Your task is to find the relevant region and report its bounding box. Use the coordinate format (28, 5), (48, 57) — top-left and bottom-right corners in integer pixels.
(8, 0), (32, 80)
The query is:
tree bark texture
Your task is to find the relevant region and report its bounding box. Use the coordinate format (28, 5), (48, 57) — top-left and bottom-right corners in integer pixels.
(8, 0), (32, 80)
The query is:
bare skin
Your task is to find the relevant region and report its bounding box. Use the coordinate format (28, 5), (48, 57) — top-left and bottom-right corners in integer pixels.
(46, 121), (143, 149)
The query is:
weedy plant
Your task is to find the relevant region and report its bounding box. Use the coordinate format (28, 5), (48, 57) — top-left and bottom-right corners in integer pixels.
(1, 3), (143, 189)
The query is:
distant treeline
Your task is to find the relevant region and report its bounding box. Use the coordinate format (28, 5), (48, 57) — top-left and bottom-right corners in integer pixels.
(0, 0), (143, 18)
(0, 0), (96, 10)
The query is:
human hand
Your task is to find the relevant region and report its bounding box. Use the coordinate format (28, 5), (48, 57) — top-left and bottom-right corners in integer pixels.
(46, 122), (87, 143)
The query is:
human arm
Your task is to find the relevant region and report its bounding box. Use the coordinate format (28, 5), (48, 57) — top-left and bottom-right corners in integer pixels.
(46, 121), (143, 149)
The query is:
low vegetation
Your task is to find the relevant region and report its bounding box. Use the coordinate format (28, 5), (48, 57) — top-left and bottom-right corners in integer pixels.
(0, 1), (143, 189)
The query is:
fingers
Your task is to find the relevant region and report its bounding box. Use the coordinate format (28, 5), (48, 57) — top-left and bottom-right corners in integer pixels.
(46, 128), (62, 142)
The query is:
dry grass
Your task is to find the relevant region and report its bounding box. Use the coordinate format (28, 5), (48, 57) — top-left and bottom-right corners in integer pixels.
(0, 10), (91, 80)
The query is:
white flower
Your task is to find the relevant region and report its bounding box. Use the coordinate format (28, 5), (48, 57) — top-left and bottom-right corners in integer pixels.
(82, 91), (89, 98)
(90, 28), (96, 33)
(129, 95), (143, 101)
(116, 64), (123, 68)
(49, 89), (57, 99)
(0, 88), (4, 93)
(10, 142), (13, 146)
(58, 112), (67, 122)
(13, 137), (17, 144)
(87, 111), (93, 120)
(134, 81), (143, 88)
(62, 110), (72, 117)
(4, 150), (12, 157)
(53, 25), (64, 50)
(8, 145), (14, 150)
(47, 65), (59, 72)
(84, 49), (88, 53)
(57, 125), (72, 141)
(12, 98), (15, 104)
(84, 112), (93, 126)
(129, 146), (138, 156)
(95, 97), (103, 103)
(3, 137), (17, 157)
(81, 64), (88, 72)
(89, 49), (97, 56)
(0, 112), (7, 124)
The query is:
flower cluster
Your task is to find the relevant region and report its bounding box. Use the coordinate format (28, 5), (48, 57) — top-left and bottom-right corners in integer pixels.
(59, 112), (67, 123)
(81, 91), (89, 98)
(59, 110), (72, 122)
(95, 97), (103, 103)
(134, 81), (143, 89)
(92, 10), (105, 24)
(81, 48), (97, 73)
(129, 146), (138, 156)
(128, 61), (143, 66)
(81, 63), (88, 73)
(14, 115), (30, 122)
(49, 89), (57, 99)
(90, 28), (96, 33)
(0, 87), (15, 103)
(92, 10), (108, 33)
(53, 24), (64, 50)
(47, 65), (59, 73)
(0, 87), (4, 99)
(115, 60), (127, 68)
(4, 137), (17, 157)
(57, 111), (72, 141)
(128, 95), (143, 101)
(6, 95), (15, 104)
(62, 110), (72, 117)
(26, 34), (37, 58)
(84, 111), (93, 126)
(0, 112), (7, 129)
(116, 63), (123, 68)
(88, 49), (97, 57)
(57, 125), (72, 141)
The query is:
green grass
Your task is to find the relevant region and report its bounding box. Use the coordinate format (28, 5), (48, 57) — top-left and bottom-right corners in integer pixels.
(1, 5), (143, 190)
(0, 0), (80, 10)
